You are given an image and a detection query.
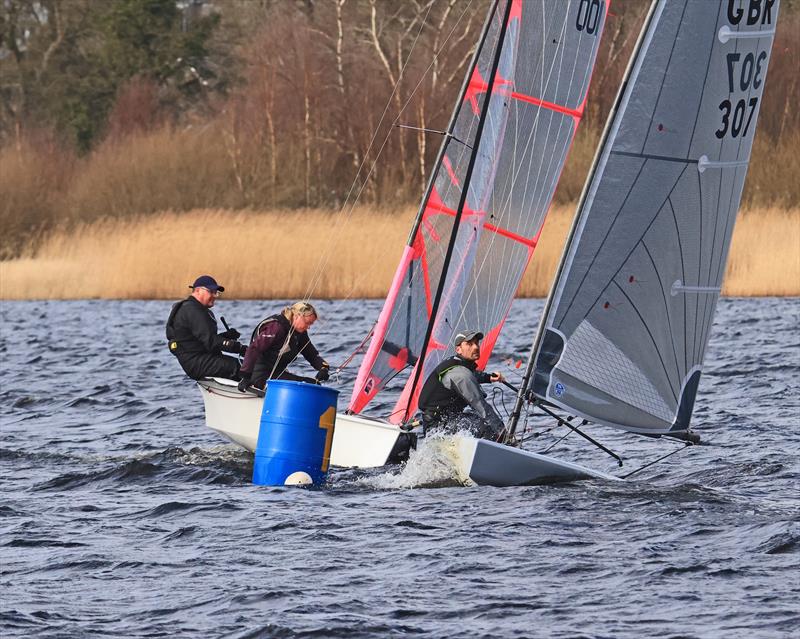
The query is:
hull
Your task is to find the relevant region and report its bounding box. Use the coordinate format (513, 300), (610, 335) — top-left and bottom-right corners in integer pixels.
(454, 438), (620, 487)
(196, 378), (402, 468)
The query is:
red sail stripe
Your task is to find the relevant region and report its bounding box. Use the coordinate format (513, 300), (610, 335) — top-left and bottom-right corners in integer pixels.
(468, 75), (584, 122)
(509, 91), (583, 121)
(424, 198), (537, 249)
(483, 221), (537, 249)
(420, 242), (433, 318)
(442, 155), (461, 188)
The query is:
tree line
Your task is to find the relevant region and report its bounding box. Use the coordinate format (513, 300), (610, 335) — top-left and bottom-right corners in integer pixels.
(1, 0), (797, 258)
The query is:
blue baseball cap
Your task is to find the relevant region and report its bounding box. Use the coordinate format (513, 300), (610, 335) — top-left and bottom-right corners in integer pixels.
(189, 275), (225, 292)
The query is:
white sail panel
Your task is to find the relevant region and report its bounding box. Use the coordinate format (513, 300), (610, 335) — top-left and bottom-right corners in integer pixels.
(530, 0), (780, 435)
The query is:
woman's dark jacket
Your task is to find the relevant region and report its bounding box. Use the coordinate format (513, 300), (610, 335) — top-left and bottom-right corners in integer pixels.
(240, 313), (325, 388)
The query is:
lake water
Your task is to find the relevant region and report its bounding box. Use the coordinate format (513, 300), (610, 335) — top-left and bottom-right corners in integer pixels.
(1, 298), (798, 637)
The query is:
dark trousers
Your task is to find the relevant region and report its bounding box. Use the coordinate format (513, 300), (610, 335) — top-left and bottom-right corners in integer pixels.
(253, 370), (317, 389)
(179, 353), (240, 381)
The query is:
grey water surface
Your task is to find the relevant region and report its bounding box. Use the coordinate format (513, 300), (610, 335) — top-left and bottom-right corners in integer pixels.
(1, 298), (798, 638)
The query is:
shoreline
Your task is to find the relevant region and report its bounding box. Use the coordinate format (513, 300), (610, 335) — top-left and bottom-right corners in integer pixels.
(1, 206), (798, 300)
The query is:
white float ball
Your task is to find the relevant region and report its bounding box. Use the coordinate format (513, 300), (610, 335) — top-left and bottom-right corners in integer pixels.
(284, 471), (313, 486)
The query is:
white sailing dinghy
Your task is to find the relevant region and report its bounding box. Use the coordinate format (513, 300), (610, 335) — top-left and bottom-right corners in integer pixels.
(199, 0), (608, 471)
(460, 0), (781, 485)
(197, 377), (402, 468)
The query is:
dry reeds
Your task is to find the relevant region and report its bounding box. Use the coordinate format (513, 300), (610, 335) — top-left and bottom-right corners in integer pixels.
(724, 207), (800, 297)
(64, 125), (240, 223)
(0, 136), (76, 259)
(0, 208), (413, 300)
(1, 206), (796, 300)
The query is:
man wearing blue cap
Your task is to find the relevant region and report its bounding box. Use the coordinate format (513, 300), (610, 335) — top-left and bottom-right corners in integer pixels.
(165, 275), (246, 380)
(417, 330), (506, 441)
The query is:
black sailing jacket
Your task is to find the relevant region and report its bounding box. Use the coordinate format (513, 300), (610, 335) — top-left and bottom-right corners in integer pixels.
(418, 355), (495, 420)
(165, 297), (238, 380)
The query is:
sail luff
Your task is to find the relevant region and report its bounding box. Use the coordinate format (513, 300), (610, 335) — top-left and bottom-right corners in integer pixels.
(508, 0), (662, 435)
(399, 0), (516, 423)
(404, 0), (504, 246)
(347, 0), (502, 413)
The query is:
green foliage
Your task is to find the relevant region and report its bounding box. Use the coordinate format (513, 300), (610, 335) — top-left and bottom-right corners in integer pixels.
(0, 0), (221, 151)
(101, 0), (218, 83)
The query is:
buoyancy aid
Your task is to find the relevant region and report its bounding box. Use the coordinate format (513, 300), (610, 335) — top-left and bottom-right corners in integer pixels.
(417, 356), (476, 418)
(165, 299), (189, 355)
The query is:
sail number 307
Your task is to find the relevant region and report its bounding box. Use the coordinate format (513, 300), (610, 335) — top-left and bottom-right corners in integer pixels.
(716, 52), (765, 139)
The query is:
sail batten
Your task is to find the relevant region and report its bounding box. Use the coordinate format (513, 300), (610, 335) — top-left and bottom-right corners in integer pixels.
(611, 150), (698, 164)
(523, 0), (780, 436)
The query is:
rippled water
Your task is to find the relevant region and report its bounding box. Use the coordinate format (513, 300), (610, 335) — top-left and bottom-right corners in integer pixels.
(1, 298), (798, 637)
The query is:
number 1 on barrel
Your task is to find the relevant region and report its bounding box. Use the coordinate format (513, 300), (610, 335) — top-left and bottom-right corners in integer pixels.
(318, 407), (336, 472)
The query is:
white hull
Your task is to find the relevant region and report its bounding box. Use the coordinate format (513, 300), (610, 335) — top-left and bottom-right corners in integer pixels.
(454, 438), (620, 486)
(196, 378), (402, 468)
(197, 378), (618, 485)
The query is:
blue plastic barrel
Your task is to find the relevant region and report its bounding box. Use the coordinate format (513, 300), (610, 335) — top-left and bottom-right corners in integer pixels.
(252, 380), (339, 486)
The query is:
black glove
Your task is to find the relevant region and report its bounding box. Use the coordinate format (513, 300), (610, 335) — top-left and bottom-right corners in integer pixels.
(315, 366), (330, 383)
(238, 375), (251, 393)
(222, 339), (243, 354)
(220, 328), (241, 340)
(524, 389), (536, 403)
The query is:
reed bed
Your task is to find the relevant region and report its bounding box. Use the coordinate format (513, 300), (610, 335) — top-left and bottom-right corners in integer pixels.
(0, 206), (797, 300)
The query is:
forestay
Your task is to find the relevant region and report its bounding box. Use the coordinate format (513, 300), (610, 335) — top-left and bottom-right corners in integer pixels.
(350, 0), (608, 422)
(528, 0), (779, 435)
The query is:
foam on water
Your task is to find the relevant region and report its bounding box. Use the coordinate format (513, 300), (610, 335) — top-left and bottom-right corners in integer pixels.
(361, 431), (476, 489)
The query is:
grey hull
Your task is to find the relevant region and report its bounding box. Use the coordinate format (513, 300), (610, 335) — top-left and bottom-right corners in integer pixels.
(457, 438), (620, 487)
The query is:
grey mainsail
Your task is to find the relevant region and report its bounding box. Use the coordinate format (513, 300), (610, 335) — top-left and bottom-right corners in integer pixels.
(522, 0), (780, 436)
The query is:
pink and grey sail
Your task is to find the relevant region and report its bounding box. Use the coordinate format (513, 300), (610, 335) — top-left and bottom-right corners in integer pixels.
(349, 0), (609, 422)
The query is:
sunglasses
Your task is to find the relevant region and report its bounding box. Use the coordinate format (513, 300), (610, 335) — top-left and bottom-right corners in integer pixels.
(200, 287), (221, 297)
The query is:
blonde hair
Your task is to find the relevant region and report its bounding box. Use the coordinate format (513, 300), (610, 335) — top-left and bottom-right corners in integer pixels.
(283, 301), (318, 321)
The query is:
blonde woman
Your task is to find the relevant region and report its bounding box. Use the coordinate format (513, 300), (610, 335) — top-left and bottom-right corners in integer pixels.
(238, 302), (330, 391)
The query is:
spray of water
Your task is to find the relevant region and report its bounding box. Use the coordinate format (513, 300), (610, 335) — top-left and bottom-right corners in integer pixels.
(363, 430), (477, 489)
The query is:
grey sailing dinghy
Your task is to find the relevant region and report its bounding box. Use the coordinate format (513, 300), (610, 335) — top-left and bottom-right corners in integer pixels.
(456, 0), (781, 485)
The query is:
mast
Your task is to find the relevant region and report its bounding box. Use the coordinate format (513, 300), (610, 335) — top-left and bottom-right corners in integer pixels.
(507, 0), (661, 436)
(401, 0), (515, 422)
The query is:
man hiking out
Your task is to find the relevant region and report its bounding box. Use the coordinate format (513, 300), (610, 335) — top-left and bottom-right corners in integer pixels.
(165, 275), (246, 380)
(417, 330), (506, 441)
